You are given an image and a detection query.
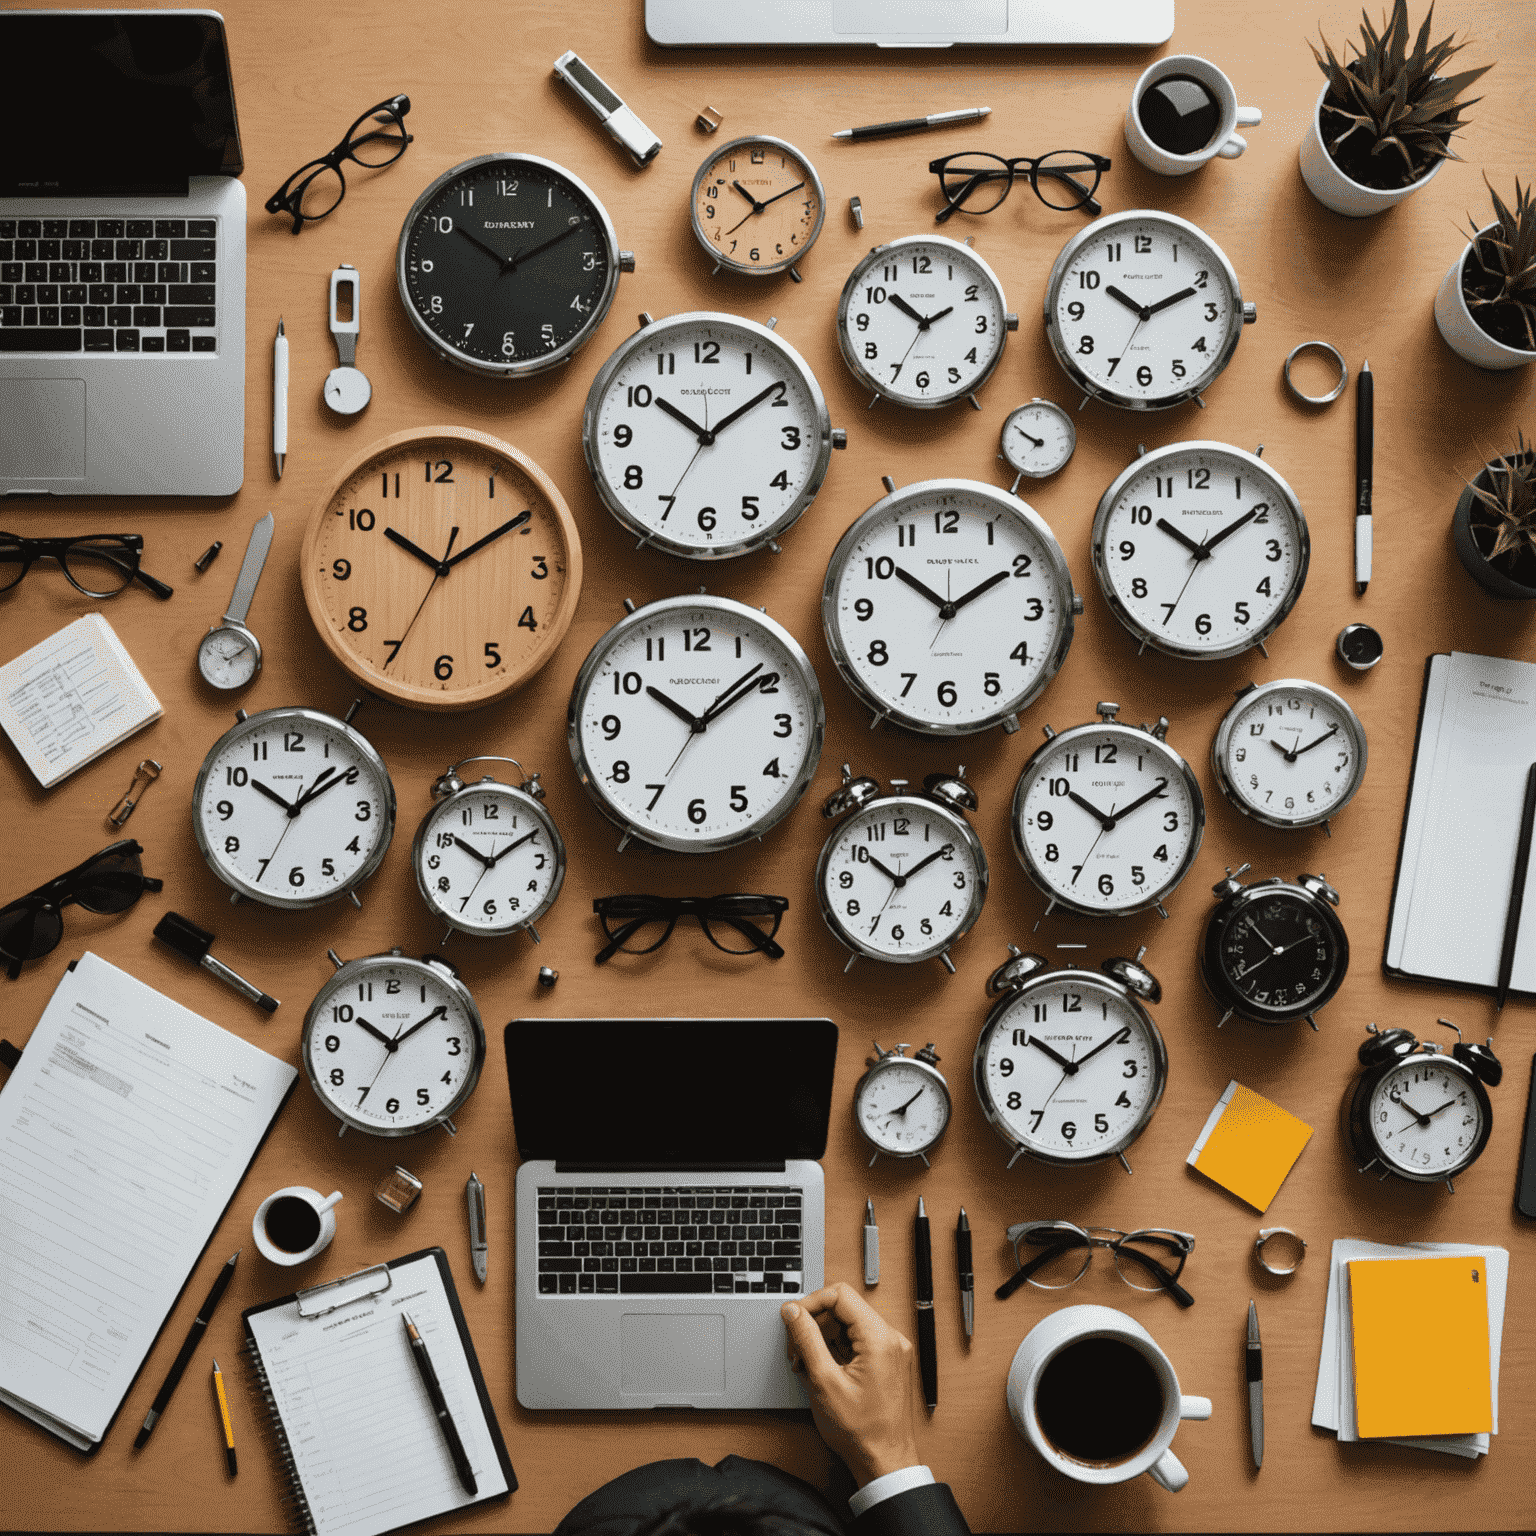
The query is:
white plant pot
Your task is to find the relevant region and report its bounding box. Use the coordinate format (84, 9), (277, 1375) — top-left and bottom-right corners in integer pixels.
(1435, 224), (1536, 370)
(1298, 81), (1443, 216)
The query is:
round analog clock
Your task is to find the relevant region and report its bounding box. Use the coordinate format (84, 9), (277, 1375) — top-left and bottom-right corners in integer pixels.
(1043, 209), (1256, 410)
(1212, 679), (1368, 830)
(1011, 702), (1205, 919)
(192, 705), (395, 911)
(396, 152), (633, 379)
(973, 949), (1168, 1170)
(581, 311), (844, 560)
(999, 399), (1076, 486)
(300, 426), (582, 713)
(568, 593), (824, 853)
(835, 235), (1018, 409)
(1091, 441), (1309, 661)
(822, 478), (1079, 736)
(690, 136), (825, 280)
(301, 949), (486, 1138)
(853, 1042), (952, 1164)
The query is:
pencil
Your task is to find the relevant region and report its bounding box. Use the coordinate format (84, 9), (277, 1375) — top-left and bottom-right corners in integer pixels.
(212, 1358), (237, 1476)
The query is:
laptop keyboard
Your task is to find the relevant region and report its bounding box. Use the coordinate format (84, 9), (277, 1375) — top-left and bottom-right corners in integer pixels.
(0, 216), (217, 354)
(536, 1185), (803, 1296)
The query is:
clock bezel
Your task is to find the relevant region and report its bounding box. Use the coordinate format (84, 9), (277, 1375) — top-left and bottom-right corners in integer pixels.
(688, 135), (827, 278)
(999, 399), (1077, 480)
(1346, 1053), (1493, 1184)
(852, 1051), (953, 1160)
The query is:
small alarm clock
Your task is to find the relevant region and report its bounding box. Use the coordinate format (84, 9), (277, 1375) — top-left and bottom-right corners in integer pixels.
(853, 1041), (951, 1165)
(689, 135), (826, 281)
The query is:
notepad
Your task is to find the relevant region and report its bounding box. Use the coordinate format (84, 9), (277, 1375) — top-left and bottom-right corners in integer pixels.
(1185, 1080), (1312, 1212)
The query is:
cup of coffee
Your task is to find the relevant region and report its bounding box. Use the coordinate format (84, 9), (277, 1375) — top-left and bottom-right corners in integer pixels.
(1006, 1304), (1211, 1491)
(1124, 54), (1261, 176)
(253, 1186), (343, 1266)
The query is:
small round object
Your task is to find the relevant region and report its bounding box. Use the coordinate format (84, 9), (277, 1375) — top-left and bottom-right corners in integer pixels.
(853, 1045), (951, 1161)
(1254, 1227), (1306, 1276)
(192, 706), (395, 911)
(822, 478), (1077, 736)
(836, 235), (1016, 410)
(537, 965), (559, 989)
(396, 152), (629, 379)
(567, 593), (824, 854)
(197, 622), (261, 690)
(690, 135), (825, 278)
(1212, 679), (1368, 830)
(1282, 340), (1348, 406)
(1091, 441), (1309, 661)
(301, 950), (485, 1137)
(999, 399), (1076, 480)
(581, 311), (838, 560)
(323, 365), (372, 415)
(1337, 622), (1383, 671)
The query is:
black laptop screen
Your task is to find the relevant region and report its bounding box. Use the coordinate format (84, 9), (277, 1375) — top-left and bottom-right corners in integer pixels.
(506, 1019), (838, 1165)
(1, 12), (242, 196)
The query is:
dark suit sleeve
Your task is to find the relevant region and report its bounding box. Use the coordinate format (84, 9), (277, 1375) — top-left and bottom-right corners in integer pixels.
(849, 1481), (971, 1536)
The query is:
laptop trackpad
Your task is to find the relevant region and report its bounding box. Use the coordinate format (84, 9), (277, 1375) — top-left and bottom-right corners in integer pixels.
(833, 0), (1008, 33)
(620, 1312), (726, 1397)
(0, 378), (86, 480)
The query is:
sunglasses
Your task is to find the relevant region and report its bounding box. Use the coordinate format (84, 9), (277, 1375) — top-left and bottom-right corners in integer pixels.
(997, 1221), (1196, 1307)
(0, 840), (163, 980)
(592, 893), (788, 966)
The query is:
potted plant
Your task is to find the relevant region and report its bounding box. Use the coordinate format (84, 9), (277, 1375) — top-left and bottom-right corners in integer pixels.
(1453, 432), (1536, 598)
(1299, 0), (1490, 218)
(1436, 175), (1536, 370)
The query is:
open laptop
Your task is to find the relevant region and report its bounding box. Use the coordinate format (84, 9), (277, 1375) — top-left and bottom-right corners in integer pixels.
(0, 10), (246, 497)
(509, 1017), (837, 1410)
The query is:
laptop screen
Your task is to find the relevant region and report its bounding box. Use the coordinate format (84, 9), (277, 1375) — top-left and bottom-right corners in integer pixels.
(0, 11), (242, 196)
(507, 1018), (838, 1164)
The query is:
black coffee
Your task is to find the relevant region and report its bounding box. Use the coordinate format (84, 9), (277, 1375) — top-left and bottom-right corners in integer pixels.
(1138, 74), (1221, 156)
(264, 1195), (322, 1253)
(1036, 1337), (1165, 1465)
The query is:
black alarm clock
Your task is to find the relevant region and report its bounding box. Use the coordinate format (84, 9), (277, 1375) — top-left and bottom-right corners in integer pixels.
(1200, 864), (1348, 1030)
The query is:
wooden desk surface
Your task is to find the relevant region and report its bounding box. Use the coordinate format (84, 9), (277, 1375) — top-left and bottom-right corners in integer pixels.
(4, 1), (1535, 1529)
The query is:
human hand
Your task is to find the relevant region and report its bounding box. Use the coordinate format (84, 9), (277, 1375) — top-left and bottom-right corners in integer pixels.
(781, 1283), (920, 1487)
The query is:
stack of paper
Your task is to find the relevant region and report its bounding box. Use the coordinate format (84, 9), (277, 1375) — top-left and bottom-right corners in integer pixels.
(1312, 1238), (1509, 1458)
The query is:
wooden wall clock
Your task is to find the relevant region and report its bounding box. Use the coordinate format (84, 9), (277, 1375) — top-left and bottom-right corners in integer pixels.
(300, 426), (583, 712)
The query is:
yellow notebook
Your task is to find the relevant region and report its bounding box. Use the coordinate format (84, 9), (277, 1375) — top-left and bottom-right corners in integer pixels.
(1185, 1080), (1312, 1212)
(1348, 1255), (1491, 1438)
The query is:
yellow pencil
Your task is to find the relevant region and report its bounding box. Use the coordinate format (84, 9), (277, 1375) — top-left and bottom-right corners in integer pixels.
(212, 1358), (237, 1476)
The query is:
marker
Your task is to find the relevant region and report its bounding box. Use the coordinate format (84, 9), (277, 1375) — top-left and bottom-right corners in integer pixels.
(1355, 359), (1372, 596)
(833, 107), (990, 143)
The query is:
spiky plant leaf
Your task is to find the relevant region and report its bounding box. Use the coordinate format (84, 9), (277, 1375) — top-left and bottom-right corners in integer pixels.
(1468, 432), (1536, 565)
(1465, 177), (1536, 351)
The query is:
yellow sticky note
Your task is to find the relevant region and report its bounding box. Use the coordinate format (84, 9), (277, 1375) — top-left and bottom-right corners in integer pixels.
(1185, 1080), (1312, 1212)
(1349, 1255), (1491, 1438)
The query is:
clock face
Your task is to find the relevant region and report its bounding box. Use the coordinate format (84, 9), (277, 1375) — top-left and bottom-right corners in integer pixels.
(569, 597), (824, 853)
(1045, 212), (1245, 408)
(823, 481), (1075, 734)
(1208, 890), (1346, 1019)
(977, 977), (1166, 1164)
(1012, 723), (1204, 916)
(1368, 1060), (1485, 1177)
(1215, 682), (1367, 827)
(836, 237), (1011, 408)
(415, 785), (563, 936)
(855, 1059), (951, 1156)
(1000, 401), (1076, 479)
(192, 710), (395, 910)
(301, 428), (581, 712)
(691, 137), (824, 276)
(302, 959), (483, 1135)
(1092, 444), (1309, 660)
(818, 799), (985, 963)
(583, 313), (833, 558)
(397, 153), (621, 376)
(197, 625), (260, 690)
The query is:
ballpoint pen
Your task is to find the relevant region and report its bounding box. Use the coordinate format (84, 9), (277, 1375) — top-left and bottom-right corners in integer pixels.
(1495, 763), (1536, 1010)
(212, 1358), (237, 1476)
(1355, 359), (1372, 596)
(273, 318), (287, 479)
(135, 1250), (240, 1448)
(153, 911), (280, 1013)
(834, 107), (990, 142)
(914, 1197), (938, 1411)
(863, 1198), (879, 1286)
(956, 1208), (973, 1341)
(1247, 1299), (1264, 1470)
(466, 1171), (488, 1284)
(402, 1312), (477, 1495)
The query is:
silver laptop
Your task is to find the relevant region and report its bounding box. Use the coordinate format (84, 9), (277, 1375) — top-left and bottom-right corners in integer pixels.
(0, 10), (246, 497)
(647, 0), (1174, 47)
(510, 1017), (836, 1410)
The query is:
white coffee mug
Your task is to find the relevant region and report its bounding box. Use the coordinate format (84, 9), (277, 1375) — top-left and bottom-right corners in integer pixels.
(1006, 1304), (1212, 1491)
(1124, 54), (1262, 176)
(252, 1185), (343, 1266)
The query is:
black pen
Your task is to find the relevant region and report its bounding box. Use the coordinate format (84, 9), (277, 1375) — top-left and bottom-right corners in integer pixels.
(1247, 1299), (1264, 1469)
(1355, 359), (1373, 596)
(956, 1208), (973, 1341)
(134, 1249), (240, 1448)
(833, 107), (990, 142)
(1496, 762), (1536, 1009)
(914, 1197), (937, 1411)
(402, 1312), (477, 1495)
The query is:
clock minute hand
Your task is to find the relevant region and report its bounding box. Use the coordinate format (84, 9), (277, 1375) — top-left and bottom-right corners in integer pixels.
(385, 526), (450, 575)
(1112, 776), (1170, 823)
(654, 396), (714, 444)
(894, 566), (950, 613)
(392, 1005), (449, 1049)
(757, 179), (806, 211)
(903, 843), (955, 882)
(1072, 1027), (1132, 1070)
(710, 382), (782, 437)
(1156, 516), (1210, 562)
(888, 293), (930, 329)
(1067, 790), (1114, 831)
(487, 827), (540, 867)
(444, 509), (531, 568)
(948, 569), (1010, 615)
(292, 768), (348, 815)
(1026, 1035), (1078, 1076)
(1144, 285), (1197, 318)
(1293, 725), (1339, 757)
(352, 1015), (398, 1052)
(646, 685), (704, 732)
(1203, 507), (1260, 556)
(697, 665), (771, 728)
(1105, 284), (1148, 321)
(506, 222), (583, 272)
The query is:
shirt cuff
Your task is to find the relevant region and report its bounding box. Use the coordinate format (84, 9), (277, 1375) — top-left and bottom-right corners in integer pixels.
(847, 1465), (935, 1517)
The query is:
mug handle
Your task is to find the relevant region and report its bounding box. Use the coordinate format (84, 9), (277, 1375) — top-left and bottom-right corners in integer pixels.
(1217, 134), (1248, 160)
(1148, 1447), (1189, 1492)
(1180, 1394), (1213, 1420)
(318, 1190), (344, 1213)
(1236, 106), (1263, 126)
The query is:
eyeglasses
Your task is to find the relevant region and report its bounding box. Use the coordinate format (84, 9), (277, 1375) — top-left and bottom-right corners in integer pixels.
(265, 95), (413, 234)
(996, 1221), (1196, 1308)
(593, 893), (788, 966)
(0, 841), (163, 980)
(929, 151), (1112, 222)
(0, 533), (173, 600)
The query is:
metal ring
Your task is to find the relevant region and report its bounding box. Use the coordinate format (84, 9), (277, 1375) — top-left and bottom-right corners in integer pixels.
(1283, 341), (1348, 406)
(1255, 1226), (1306, 1276)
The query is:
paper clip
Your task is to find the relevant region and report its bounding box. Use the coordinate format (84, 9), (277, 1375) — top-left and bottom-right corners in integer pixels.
(108, 759), (162, 828)
(296, 1262), (393, 1318)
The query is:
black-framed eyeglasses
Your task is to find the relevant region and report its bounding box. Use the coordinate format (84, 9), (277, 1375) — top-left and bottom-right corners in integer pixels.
(0, 532), (173, 600)
(930, 151), (1112, 222)
(0, 841), (163, 980)
(265, 95), (413, 234)
(593, 893), (788, 966)
(996, 1221), (1196, 1307)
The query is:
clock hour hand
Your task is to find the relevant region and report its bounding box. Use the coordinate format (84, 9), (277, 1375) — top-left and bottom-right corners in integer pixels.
(452, 835), (493, 869)
(1269, 737), (1298, 763)
(948, 569), (1010, 614)
(506, 222), (583, 272)
(646, 685), (704, 732)
(1014, 425), (1045, 449)
(731, 179), (765, 215)
(924, 305), (954, 327)
(392, 1005), (448, 1049)
(654, 396), (714, 444)
(710, 382), (783, 437)
(455, 225), (512, 271)
(894, 565), (949, 612)
(1112, 776), (1170, 823)
(352, 1015), (399, 1052)
(1105, 284), (1148, 321)
(757, 179), (806, 211)
(291, 768), (346, 816)
(1067, 790), (1114, 831)
(865, 854), (905, 887)
(1156, 516), (1210, 562)
(386, 526), (450, 576)
(889, 294), (930, 329)
(1072, 1026), (1132, 1070)
(903, 843), (955, 881)
(444, 509), (532, 568)
(1293, 725), (1339, 757)
(887, 1086), (926, 1119)
(487, 827), (540, 866)
(1026, 1034), (1078, 1075)
(697, 664), (771, 728)
(1145, 285), (1197, 317)
(250, 779), (296, 815)
(1202, 506), (1260, 555)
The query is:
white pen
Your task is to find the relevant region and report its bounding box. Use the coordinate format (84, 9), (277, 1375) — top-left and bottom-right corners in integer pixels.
(833, 107), (990, 143)
(273, 318), (288, 479)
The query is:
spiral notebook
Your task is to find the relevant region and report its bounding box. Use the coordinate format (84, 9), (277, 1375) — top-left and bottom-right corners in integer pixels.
(242, 1249), (514, 1536)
